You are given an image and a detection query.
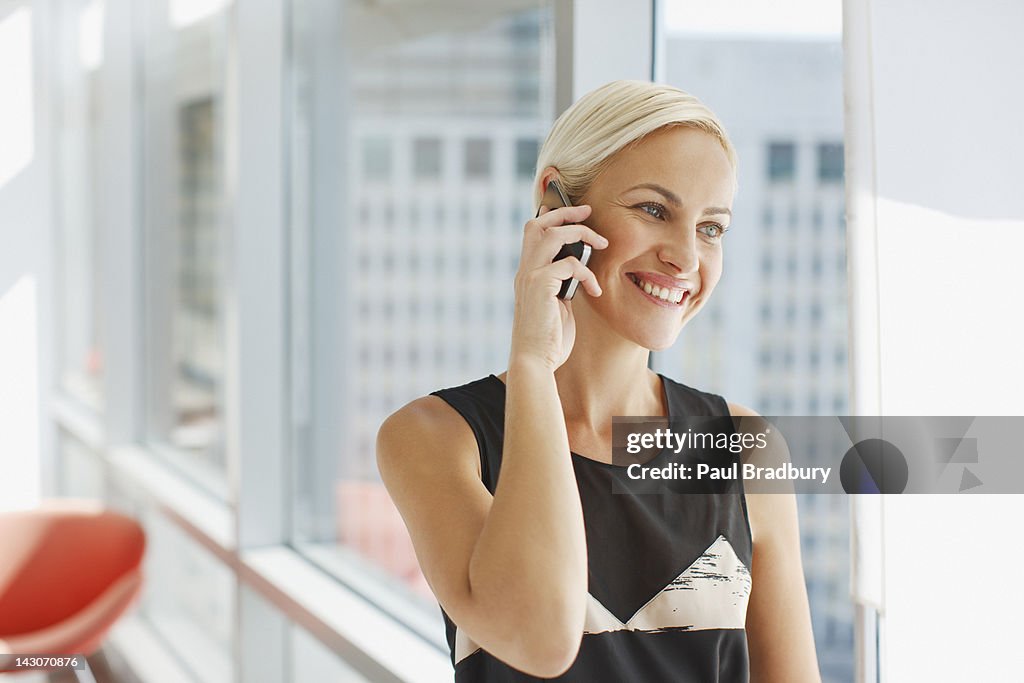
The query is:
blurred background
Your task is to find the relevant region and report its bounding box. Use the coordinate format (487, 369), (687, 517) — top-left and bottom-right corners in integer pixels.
(3, 0), (1022, 682)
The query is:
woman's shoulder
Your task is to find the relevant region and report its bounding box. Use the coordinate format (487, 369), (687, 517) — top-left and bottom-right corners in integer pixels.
(377, 373), (501, 479)
(377, 392), (483, 481)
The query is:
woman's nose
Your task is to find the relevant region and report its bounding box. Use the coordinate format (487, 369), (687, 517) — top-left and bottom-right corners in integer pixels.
(657, 230), (699, 275)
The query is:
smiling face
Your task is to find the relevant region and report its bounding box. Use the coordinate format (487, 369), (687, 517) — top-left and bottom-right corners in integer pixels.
(567, 125), (736, 351)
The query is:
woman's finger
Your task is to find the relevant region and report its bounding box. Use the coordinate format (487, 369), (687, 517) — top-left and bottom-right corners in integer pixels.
(537, 256), (602, 298)
(526, 204), (592, 235)
(521, 223), (608, 270)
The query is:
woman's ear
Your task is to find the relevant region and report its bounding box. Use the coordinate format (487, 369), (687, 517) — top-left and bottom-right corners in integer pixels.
(537, 166), (560, 201)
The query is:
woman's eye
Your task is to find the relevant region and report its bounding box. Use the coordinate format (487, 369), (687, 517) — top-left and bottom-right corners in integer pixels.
(699, 224), (728, 240)
(638, 203), (667, 220)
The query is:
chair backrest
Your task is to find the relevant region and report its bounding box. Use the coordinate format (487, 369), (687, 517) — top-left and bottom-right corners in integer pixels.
(0, 501), (146, 637)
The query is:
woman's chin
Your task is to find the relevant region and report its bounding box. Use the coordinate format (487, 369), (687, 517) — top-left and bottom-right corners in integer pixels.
(633, 329), (682, 352)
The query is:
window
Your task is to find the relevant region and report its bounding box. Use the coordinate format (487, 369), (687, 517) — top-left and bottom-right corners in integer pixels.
(817, 142), (844, 183)
(767, 141), (796, 182)
(141, 0), (230, 497)
(464, 138), (493, 179)
(362, 137), (392, 180)
(811, 302), (823, 323)
(413, 137), (442, 180)
(288, 0), (556, 642)
(515, 138), (540, 179)
(137, 495), (235, 683)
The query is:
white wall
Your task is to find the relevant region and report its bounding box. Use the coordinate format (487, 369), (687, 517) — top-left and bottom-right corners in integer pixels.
(0, 0), (55, 511)
(846, 0), (1024, 680)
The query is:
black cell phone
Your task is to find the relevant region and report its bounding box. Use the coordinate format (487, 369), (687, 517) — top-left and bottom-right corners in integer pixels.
(535, 180), (592, 300)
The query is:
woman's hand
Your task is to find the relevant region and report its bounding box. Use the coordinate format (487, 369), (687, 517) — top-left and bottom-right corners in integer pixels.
(509, 204), (608, 371)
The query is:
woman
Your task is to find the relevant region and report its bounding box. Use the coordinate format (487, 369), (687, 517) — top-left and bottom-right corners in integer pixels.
(377, 80), (820, 682)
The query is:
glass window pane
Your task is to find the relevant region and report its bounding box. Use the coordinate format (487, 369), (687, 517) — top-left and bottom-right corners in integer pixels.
(141, 507), (235, 683)
(362, 137), (392, 181)
(658, 3), (852, 681)
(464, 138), (492, 179)
(515, 137), (539, 179)
(767, 141), (796, 182)
(289, 0), (555, 642)
(56, 0), (106, 412)
(818, 141), (844, 183)
(413, 137), (442, 180)
(140, 1), (230, 496)
(291, 624), (369, 682)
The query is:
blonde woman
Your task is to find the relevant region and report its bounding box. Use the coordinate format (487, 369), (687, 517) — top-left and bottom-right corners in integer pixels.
(378, 80), (820, 682)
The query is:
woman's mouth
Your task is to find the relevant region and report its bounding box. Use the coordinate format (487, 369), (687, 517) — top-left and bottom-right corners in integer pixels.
(627, 273), (689, 307)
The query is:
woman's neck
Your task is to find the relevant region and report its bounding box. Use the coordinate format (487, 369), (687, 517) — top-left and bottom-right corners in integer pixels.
(553, 303), (662, 432)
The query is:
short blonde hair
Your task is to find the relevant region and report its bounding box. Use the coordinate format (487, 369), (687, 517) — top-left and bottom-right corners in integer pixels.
(533, 80), (737, 206)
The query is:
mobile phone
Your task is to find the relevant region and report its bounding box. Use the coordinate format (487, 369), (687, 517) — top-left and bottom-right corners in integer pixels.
(535, 180), (592, 300)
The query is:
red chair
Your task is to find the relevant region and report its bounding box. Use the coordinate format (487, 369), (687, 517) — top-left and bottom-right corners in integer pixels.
(0, 500), (146, 675)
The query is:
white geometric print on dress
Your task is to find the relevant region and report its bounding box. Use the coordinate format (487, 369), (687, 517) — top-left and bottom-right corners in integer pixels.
(583, 534), (751, 635)
(453, 535), (751, 665)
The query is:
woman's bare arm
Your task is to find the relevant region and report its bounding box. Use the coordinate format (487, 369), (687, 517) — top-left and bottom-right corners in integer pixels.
(379, 203), (604, 677)
(377, 359), (588, 677)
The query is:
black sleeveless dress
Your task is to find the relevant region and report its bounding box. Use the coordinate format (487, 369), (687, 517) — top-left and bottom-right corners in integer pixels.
(429, 373), (753, 682)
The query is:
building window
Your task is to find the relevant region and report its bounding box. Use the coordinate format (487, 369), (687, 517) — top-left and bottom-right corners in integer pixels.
(767, 141), (796, 182)
(413, 137), (442, 179)
(362, 136), (392, 180)
(817, 142), (844, 183)
(464, 138), (492, 179)
(515, 138), (539, 179)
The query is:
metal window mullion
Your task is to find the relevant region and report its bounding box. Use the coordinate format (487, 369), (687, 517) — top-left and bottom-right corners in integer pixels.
(226, 1), (289, 680)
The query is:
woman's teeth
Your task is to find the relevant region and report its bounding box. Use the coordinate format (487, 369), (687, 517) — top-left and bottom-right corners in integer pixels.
(629, 274), (686, 304)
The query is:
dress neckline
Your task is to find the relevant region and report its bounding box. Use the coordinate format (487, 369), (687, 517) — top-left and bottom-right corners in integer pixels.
(486, 372), (673, 469)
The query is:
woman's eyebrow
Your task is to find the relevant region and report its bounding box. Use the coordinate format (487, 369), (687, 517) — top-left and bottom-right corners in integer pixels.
(625, 183), (732, 218)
